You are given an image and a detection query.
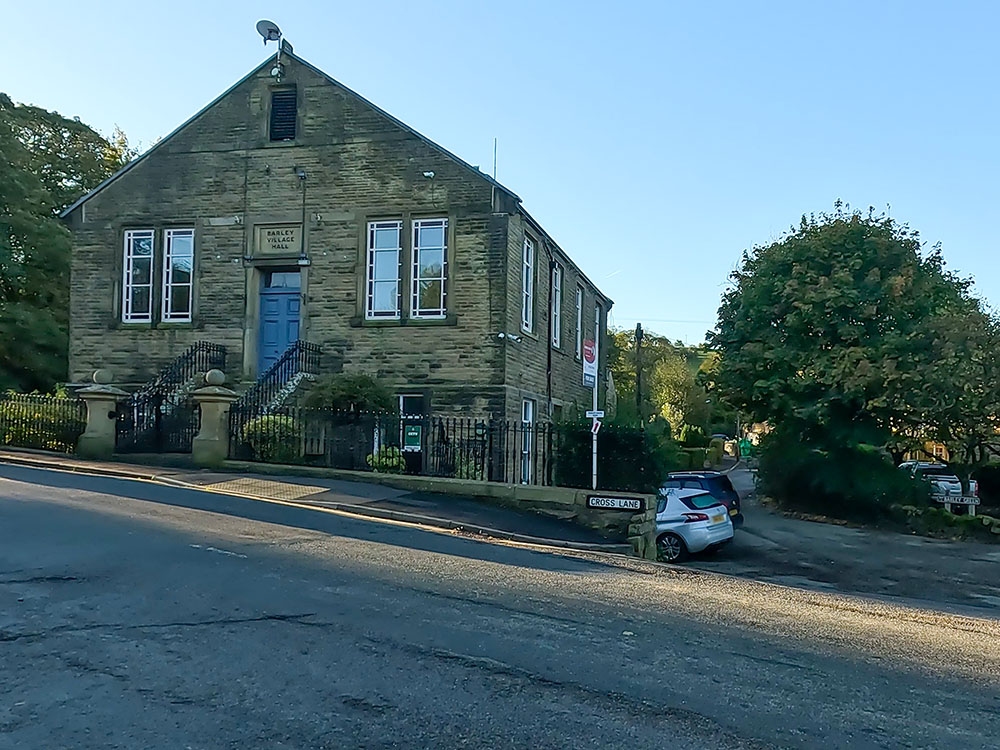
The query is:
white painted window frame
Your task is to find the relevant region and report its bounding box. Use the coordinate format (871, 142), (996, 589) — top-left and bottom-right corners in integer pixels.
(521, 398), (536, 484)
(366, 220), (402, 320)
(521, 237), (534, 332)
(594, 303), (602, 363)
(411, 218), (448, 319)
(161, 228), (195, 323)
(550, 263), (563, 348)
(122, 229), (155, 323)
(575, 286), (584, 359)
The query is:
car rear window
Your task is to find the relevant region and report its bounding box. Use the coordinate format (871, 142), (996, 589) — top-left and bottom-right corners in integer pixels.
(705, 476), (735, 493)
(679, 492), (718, 510)
(662, 480), (683, 489)
(918, 467), (957, 478)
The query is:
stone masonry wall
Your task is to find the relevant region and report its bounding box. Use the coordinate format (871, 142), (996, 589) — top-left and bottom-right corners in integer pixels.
(66, 52), (610, 422)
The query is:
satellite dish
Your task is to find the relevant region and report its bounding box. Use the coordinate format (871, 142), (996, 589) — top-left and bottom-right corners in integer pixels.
(256, 20), (282, 44)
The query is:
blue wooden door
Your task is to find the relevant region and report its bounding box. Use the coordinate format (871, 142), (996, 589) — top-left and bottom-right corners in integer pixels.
(258, 271), (301, 373)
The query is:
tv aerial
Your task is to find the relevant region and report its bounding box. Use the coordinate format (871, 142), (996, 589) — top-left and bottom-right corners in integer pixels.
(256, 20), (285, 79)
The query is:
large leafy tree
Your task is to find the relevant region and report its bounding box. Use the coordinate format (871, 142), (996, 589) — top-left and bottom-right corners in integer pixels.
(608, 328), (714, 432)
(0, 94), (133, 391)
(710, 206), (996, 458)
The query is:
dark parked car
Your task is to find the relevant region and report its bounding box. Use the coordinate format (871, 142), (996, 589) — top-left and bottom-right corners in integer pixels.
(662, 471), (743, 527)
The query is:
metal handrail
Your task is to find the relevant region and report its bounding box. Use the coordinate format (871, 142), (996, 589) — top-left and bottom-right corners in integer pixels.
(236, 340), (321, 414)
(132, 341), (227, 400)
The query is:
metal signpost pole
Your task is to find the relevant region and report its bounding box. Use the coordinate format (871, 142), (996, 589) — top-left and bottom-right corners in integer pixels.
(582, 337), (600, 490)
(592, 367), (598, 490)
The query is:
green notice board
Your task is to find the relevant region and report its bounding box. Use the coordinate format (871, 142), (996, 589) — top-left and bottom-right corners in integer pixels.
(403, 424), (422, 452)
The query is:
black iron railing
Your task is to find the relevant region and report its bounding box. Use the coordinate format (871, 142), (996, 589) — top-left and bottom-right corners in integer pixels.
(235, 340), (322, 417)
(117, 341), (227, 453)
(0, 393), (87, 454)
(228, 407), (558, 486)
(132, 341), (227, 401)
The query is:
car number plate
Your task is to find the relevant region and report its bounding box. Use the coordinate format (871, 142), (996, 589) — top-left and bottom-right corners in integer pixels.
(712, 515), (724, 524)
(729, 508), (738, 516)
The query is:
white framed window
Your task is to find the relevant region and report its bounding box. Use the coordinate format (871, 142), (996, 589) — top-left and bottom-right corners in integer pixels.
(550, 263), (563, 348)
(575, 286), (583, 358)
(521, 398), (536, 484)
(412, 218), (448, 318)
(161, 228), (194, 322)
(122, 229), (154, 323)
(594, 303), (602, 363)
(521, 237), (534, 332)
(366, 221), (402, 319)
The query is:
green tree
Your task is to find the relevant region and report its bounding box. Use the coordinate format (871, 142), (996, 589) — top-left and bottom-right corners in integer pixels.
(609, 327), (716, 434)
(0, 94), (132, 390)
(711, 208), (984, 444)
(648, 351), (709, 435)
(711, 206), (998, 510)
(0, 97), (72, 391)
(7, 101), (135, 214)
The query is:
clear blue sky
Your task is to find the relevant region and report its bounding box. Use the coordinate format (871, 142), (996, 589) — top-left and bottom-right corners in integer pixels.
(8, 1), (999, 343)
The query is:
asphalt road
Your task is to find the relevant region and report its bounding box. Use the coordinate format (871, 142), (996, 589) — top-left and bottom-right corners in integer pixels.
(692, 466), (1000, 614)
(2, 464), (1000, 749)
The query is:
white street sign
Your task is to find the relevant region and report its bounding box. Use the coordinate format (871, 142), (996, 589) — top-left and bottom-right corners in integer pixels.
(587, 496), (642, 511)
(585, 410), (605, 418)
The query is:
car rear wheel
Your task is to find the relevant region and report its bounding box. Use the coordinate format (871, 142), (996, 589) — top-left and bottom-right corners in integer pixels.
(656, 533), (688, 563)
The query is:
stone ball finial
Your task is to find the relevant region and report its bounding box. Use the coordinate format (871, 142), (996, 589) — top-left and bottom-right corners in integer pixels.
(92, 369), (113, 385)
(204, 369), (226, 386)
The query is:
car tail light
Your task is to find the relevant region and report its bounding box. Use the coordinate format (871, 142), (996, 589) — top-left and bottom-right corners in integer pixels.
(682, 512), (710, 523)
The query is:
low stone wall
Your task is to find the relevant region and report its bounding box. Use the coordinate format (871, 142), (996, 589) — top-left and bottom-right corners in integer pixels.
(222, 459), (657, 559)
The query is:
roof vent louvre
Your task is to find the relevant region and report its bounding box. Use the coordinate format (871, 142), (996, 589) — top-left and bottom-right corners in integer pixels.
(269, 87), (297, 141)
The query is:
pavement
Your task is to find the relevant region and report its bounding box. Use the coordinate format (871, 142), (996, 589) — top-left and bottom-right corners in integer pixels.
(0, 449), (624, 553)
(2, 462), (1000, 748)
(690, 465), (1000, 616)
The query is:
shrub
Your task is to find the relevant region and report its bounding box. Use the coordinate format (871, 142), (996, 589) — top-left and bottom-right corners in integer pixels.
(707, 437), (725, 467)
(303, 374), (395, 412)
(682, 447), (708, 470)
(367, 446), (406, 474)
(553, 417), (684, 493)
(0, 397), (85, 453)
(240, 415), (301, 463)
(758, 429), (928, 520)
(678, 424), (709, 448)
(451, 455), (484, 480)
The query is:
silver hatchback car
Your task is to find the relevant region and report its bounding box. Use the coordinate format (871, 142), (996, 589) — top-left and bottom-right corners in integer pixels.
(655, 487), (734, 562)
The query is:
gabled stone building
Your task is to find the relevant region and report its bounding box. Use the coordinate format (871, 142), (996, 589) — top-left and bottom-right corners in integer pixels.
(62, 43), (612, 422)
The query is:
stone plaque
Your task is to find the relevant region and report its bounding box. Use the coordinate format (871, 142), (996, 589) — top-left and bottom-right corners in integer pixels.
(255, 224), (302, 257)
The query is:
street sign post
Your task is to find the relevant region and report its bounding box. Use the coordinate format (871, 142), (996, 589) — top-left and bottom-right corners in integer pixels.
(582, 338), (599, 489)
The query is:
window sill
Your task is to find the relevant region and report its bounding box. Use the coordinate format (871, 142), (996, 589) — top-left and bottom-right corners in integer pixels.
(518, 329), (540, 342)
(115, 320), (195, 331)
(351, 315), (459, 328)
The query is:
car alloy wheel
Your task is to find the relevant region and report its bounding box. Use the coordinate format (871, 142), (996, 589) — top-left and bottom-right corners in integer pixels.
(656, 533), (687, 563)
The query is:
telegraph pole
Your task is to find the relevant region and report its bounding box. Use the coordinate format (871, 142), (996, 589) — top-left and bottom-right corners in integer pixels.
(635, 322), (644, 420)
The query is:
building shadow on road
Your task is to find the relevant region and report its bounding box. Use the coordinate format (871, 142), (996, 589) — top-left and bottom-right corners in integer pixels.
(0, 464), (606, 576)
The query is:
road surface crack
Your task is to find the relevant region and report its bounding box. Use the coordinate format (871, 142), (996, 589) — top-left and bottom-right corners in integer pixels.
(0, 612), (316, 643)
